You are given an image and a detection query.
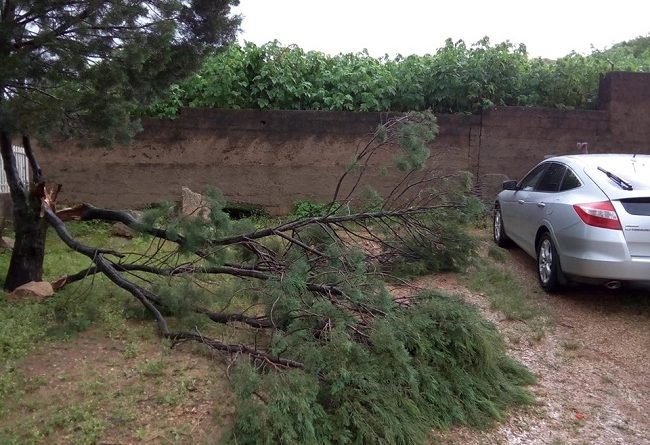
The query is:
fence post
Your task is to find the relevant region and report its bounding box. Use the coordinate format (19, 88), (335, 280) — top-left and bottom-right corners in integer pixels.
(0, 145), (30, 222)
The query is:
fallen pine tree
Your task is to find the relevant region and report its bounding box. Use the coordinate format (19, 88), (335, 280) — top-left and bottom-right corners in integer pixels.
(19, 113), (535, 444)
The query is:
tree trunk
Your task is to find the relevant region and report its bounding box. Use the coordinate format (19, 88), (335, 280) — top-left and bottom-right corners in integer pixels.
(4, 200), (47, 291)
(0, 130), (47, 291)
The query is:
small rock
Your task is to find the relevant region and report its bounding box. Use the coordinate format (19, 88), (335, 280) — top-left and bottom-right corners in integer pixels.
(181, 186), (210, 220)
(8, 281), (54, 301)
(0, 236), (14, 250)
(112, 222), (136, 239)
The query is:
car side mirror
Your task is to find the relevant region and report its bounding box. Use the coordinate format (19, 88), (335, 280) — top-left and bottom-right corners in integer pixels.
(502, 180), (518, 191)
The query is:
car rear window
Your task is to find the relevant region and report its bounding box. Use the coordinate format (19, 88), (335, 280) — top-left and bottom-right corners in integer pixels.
(560, 169), (581, 191)
(620, 198), (650, 216)
(587, 158), (650, 191)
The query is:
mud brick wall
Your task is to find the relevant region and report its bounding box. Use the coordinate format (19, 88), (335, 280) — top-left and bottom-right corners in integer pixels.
(32, 72), (650, 215)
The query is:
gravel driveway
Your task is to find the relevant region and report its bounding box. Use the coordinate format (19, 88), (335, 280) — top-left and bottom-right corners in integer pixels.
(420, 247), (650, 445)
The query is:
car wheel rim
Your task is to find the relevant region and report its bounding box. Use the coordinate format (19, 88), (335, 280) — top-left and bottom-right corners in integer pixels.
(494, 211), (501, 241)
(538, 239), (552, 284)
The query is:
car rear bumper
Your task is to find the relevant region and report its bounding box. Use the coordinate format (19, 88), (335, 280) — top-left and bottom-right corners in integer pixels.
(558, 225), (650, 281)
(562, 255), (650, 281)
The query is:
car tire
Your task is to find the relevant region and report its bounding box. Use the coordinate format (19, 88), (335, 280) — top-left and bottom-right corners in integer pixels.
(537, 233), (564, 292)
(493, 207), (511, 248)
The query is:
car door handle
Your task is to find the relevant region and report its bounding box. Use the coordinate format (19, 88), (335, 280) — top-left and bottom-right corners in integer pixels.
(517, 199), (525, 205)
(537, 202), (546, 208)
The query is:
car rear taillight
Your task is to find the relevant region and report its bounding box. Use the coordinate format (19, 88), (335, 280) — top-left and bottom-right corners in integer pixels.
(573, 201), (622, 230)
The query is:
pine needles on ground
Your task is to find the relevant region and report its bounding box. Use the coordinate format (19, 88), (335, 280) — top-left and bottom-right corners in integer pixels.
(224, 290), (534, 445)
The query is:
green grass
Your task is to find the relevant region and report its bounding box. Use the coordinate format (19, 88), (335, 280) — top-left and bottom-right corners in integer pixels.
(0, 301), (50, 417)
(0, 336), (230, 444)
(487, 244), (508, 262)
(138, 358), (167, 377)
(0, 220), (240, 444)
(0, 223), (147, 423)
(463, 258), (544, 322)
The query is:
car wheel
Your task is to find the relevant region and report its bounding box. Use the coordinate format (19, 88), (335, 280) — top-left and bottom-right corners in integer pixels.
(537, 233), (564, 292)
(493, 207), (511, 247)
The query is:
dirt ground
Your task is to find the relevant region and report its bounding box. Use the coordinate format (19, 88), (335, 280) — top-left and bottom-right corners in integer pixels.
(427, 248), (650, 445)
(5, 326), (235, 444)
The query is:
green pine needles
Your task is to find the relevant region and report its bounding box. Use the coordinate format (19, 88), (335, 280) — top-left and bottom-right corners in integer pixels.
(225, 291), (534, 445)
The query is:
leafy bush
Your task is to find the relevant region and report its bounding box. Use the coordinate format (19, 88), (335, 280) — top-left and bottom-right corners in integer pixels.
(150, 35), (650, 117)
(291, 200), (331, 219)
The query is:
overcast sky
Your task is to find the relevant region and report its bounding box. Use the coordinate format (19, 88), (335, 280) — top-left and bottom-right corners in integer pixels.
(232, 0), (649, 59)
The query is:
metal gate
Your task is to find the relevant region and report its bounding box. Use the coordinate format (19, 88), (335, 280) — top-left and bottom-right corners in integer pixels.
(0, 145), (29, 193)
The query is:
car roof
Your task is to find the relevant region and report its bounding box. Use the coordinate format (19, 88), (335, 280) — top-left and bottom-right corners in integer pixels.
(545, 153), (650, 166)
(545, 154), (650, 197)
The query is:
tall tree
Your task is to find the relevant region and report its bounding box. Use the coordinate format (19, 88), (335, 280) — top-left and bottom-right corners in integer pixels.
(0, 0), (241, 290)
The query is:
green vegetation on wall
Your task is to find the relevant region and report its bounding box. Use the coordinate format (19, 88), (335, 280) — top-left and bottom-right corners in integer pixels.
(150, 35), (650, 117)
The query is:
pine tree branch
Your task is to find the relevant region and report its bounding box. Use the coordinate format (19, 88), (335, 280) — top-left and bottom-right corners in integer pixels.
(57, 262), (272, 285)
(45, 206), (301, 367)
(56, 203), (190, 248)
(168, 331), (304, 370)
(43, 203), (169, 335)
(11, 3), (98, 51)
(59, 258), (349, 298)
(53, 262), (275, 329)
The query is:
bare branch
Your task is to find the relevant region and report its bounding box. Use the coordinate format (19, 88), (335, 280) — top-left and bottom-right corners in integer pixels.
(57, 203), (189, 248)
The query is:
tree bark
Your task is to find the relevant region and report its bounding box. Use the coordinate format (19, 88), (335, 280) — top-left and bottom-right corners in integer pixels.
(0, 130), (47, 291)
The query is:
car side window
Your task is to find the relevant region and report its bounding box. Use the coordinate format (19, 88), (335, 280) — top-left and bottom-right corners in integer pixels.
(536, 163), (566, 192)
(559, 168), (582, 191)
(518, 164), (548, 191)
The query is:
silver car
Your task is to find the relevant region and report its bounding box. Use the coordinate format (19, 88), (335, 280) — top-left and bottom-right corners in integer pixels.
(493, 154), (650, 291)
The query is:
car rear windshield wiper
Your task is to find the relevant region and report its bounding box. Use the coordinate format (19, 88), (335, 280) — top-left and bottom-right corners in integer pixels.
(597, 166), (633, 191)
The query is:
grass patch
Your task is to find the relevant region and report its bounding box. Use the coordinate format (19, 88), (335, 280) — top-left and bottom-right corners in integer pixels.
(45, 403), (107, 444)
(600, 375), (614, 385)
(0, 301), (50, 417)
(487, 244), (508, 262)
(0, 222), (169, 434)
(138, 358), (166, 377)
(561, 340), (580, 351)
(0, 401), (107, 445)
(463, 258), (543, 321)
(0, 328), (232, 444)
